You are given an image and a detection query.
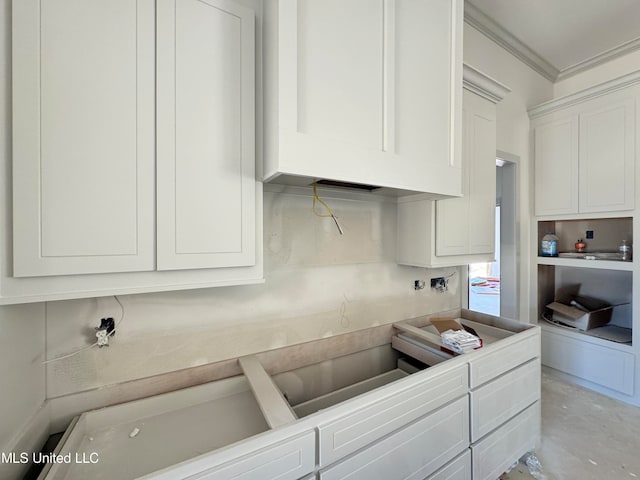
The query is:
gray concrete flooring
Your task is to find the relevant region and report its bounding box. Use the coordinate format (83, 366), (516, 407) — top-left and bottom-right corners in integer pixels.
(501, 371), (640, 480)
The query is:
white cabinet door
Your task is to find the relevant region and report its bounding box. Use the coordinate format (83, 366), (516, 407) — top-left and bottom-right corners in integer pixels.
(436, 90), (496, 257)
(579, 97), (635, 213)
(12, 0), (155, 277)
(265, 0), (463, 195)
(320, 396), (469, 480)
(541, 328), (635, 395)
(156, 0), (256, 271)
(533, 90), (635, 217)
(471, 402), (540, 480)
(533, 115), (579, 216)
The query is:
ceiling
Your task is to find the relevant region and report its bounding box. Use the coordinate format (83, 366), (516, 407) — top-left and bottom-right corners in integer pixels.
(466, 0), (640, 82)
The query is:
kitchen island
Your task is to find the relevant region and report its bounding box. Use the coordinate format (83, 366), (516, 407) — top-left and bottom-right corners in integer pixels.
(42, 310), (540, 480)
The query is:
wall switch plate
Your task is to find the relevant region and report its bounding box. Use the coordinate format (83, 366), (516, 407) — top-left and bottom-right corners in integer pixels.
(586, 230), (594, 239)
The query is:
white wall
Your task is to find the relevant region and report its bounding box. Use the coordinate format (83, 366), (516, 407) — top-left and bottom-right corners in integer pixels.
(554, 49), (640, 98)
(45, 188), (460, 398)
(0, 304), (46, 451)
(463, 24), (554, 323)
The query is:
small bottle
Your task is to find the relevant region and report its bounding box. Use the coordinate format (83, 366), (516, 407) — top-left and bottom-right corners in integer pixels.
(619, 240), (632, 262)
(541, 232), (559, 257)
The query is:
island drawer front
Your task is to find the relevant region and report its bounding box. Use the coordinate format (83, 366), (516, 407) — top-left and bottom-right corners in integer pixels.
(471, 401), (540, 480)
(470, 359), (541, 442)
(318, 364), (468, 466)
(152, 430), (315, 480)
(319, 396), (469, 480)
(469, 333), (539, 387)
(427, 449), (471, 480)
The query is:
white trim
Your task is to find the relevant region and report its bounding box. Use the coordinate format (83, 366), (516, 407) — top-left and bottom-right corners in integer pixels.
(462, 64), (511, 103)
(557, 37), (640, 81)
(463, 2), (558, 83)
(465, 3), (640, 85)
(528, 69), (640, 118)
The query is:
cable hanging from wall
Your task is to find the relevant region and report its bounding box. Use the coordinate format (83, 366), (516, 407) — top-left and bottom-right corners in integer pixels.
(42, 295), (126, 364)
(312, 182), (344, 235)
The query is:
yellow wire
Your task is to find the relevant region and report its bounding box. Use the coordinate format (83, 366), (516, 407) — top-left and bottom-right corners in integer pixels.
(312, 182), (344, 235)
(312, 182), (334, 218)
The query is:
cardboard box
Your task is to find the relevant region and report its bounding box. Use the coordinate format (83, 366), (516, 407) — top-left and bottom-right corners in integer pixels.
(546, 285), (612, 331)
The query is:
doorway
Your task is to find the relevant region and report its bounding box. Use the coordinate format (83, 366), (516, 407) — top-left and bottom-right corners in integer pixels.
(468, 154), (518, 318)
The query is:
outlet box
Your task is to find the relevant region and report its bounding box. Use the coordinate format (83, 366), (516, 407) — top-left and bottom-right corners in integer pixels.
(431, 277), (448, 292)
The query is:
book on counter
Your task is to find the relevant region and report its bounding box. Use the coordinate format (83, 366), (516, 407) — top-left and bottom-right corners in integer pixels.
(430, 317), (483, 355)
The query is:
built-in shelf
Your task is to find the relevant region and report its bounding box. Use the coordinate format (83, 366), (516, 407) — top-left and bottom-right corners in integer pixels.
(537, 256), (634, 271)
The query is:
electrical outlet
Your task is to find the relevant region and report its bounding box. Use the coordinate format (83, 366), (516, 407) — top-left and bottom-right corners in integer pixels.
(414, 280), (426, 290)
(431, 277), (448, 293)
(586, 230), (594, 239)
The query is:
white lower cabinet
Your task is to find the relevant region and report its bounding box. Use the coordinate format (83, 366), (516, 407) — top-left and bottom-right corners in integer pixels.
(542, 326), (635, 396)
(317, 364), (468, 466)
(428, 450), (471, 480)
(319, 396), (469, 480)
(43, 313), (539, 480)
(470, 359), (541, 442)
(170, 431), (315, 480)
(469, 333), (540, 388)
(471, 402), (541, 480)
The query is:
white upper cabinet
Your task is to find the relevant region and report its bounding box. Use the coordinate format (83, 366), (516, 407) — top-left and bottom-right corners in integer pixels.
(397, 66), (509, 268)
(533, 115), (579, 216)
(530, 82), (637, 217)
(579, 97), (635, 213)
(264, 0), (463, 196)
(6, 0), (262, 303)
(12, 0), (155, 277)
(156, 0), (256, 270)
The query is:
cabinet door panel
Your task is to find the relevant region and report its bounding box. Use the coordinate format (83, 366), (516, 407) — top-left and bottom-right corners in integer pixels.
(320, 396), (469, 480)
(296, 0), (382, 149)
(541, 328), (634, 395)
(157, 0), (256, 270)
(470, 360), (540, 442)
(579, 98), (635, 213)
(467, 96), (496, 255)
(12, 0), (155, 276)
(471, 402), (540, 480)
(272, 0), (462, 195)
(436, 90), (495, 257)
(533, 117), (579, 216)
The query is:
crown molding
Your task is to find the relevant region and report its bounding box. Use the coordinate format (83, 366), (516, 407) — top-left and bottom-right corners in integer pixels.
(528, 69), (640, 118)
(557, 37), (640, 81)
(464, 2), (559, 83)
(462, 64), (511, 103)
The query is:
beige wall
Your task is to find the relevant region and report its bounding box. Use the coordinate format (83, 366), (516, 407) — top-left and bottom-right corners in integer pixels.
(463, 24), (555, 323)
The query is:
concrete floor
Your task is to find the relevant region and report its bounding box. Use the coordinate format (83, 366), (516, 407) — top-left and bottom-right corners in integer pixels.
(501, 371), (640, 480)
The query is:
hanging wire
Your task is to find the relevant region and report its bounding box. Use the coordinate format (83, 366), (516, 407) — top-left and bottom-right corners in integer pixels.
(42, 295), (125, 364)
(312, 182), (344, 235)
